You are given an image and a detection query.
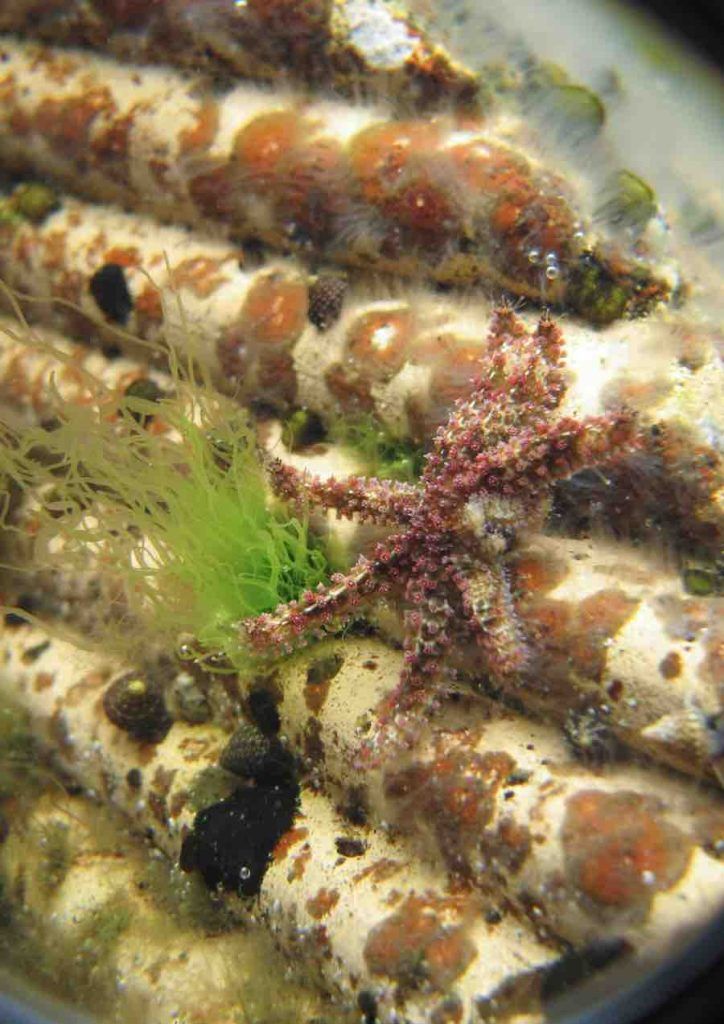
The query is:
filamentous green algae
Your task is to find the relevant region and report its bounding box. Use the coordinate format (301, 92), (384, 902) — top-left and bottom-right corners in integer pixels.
(0, 326), (328, 669)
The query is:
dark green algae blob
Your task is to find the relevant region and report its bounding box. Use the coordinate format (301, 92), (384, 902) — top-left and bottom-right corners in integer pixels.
(597, 170), (658, 233)
(566, 251), (630, 325)
(524, 61), (606, 143)
(0, 180), (59, 225)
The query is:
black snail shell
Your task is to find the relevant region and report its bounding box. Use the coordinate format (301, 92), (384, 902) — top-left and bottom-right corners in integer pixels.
(103, 673), (173, 743)
(219, 722), (295, 783)
(308, 272), (347, 331)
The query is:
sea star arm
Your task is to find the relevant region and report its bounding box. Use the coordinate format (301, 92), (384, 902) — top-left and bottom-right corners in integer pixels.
(241, 533), (407, 656)
(427, 312), (567, 449)
(265, 456), (419, 525)
(453, 560), (528, 680)
(358, 570), (457, 765)
(429, 410), (639, 510)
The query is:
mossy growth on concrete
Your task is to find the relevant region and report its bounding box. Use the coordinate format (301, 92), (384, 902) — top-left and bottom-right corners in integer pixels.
(330, 413), (424, 482)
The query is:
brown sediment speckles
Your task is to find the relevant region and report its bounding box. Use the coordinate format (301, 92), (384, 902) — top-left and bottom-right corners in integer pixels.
(65, 668), (112, 708)
(170, 257), (230, 298)
(28, 46), (80, 83)
(168, 790), (188, 819)
(306, 887), (339, 920)
(147, 788), (168, 826)
(272, 825), (308, 862)
(562, 790), (692, 915)
(659, 651), (682, 680)
(39, 230), (68, 272)
(364, 893), (476, 991)
(151, 765), (177, 801)
(179, 98), (220, 154)
(33, 671), (54, 692)
(353, 858), (404, 885)
(288, 842), (312, 881)
(178, 735), (215, 762)
(146, 765), (176, 827)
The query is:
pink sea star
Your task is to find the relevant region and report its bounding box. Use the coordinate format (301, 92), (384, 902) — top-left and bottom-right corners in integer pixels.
(243, 309), (639, 761)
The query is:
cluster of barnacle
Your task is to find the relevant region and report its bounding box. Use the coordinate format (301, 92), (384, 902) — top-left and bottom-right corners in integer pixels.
(0, 3), (722, 1024)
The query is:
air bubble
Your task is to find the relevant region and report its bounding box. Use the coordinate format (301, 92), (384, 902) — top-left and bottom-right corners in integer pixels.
(527, 248), (542, 265)
(239, 865), (251, 880)
(545, 264), (560, 280)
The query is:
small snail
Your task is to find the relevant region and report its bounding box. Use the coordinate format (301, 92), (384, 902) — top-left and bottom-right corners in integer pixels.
(219, 722), (294, 783)
(102, 673), (172, 743)
(308, 272), (347, 331)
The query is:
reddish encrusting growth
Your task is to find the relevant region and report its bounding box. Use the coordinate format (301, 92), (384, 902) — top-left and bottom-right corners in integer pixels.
(241, 310), (641, 762)
(364, 893), (476, 991)
(520, 588), (640, 703)
(217, 269), (308, 404)
(384, 738), (516, 879)
(562, 790), (692, 916)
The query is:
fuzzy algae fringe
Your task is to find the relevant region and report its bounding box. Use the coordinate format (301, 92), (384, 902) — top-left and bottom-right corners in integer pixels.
(0, 300), (327, 669)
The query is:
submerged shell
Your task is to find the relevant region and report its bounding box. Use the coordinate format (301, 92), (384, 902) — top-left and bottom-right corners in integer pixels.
(103, 673), (173, 743)
(219, 722), (295, 782)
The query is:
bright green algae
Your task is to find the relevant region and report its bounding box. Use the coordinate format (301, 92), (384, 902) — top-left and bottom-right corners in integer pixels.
(0, 336), (328, 669)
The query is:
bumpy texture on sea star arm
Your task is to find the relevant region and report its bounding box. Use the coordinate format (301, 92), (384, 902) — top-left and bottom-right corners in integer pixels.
(453, 560), (528, 679)
(243, 543), (400, 655)
(265, 457), (419, 525)
(430, 412), (640, 511)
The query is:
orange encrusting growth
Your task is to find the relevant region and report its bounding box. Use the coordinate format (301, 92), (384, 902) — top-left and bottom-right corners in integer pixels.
(217, 270), (308, 404)
(0, 39), (670, 320)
